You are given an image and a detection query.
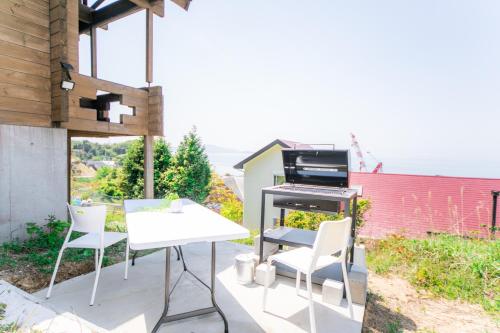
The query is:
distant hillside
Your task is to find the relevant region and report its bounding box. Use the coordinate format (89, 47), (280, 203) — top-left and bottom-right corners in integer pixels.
(72, 140), (130, 162)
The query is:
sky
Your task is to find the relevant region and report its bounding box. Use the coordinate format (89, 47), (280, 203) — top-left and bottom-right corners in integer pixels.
(80, 0), (500, 178)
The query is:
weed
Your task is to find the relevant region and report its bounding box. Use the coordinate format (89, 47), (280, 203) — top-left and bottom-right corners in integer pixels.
(0, 322), (18, 333)
(367, 234), (500, 314)
(0, 215), (126, 276)
(386, 320), (402, 333)
(0, 303), (6, 320)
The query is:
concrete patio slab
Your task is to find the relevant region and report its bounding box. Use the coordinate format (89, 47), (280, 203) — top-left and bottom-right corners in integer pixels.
(0, 280), (101, 332)
(35, 242), (364, 333)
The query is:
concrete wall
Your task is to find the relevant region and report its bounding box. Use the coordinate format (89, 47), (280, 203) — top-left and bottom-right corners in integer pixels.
(0, 124), (67, 243)
(242, 144), (284, 230)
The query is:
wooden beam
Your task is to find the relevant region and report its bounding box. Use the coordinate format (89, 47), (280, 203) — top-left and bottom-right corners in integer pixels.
(146, 8), (153, 83)
(170, 0), (191, 11)
(144, 135), (154, 199)
(78, 3), (92, 24)
(130, 0), (164, 17)
(91, 0), (106, 10)
(79, 0), (141, 34)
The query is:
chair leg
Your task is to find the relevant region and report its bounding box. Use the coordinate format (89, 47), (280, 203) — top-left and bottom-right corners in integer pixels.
(95, 249), (98, 270)
(124, 237), (130, 280)
(296, 270), (301, 295)
(46, 245), (65, 299)
(306, 273), (317, 333)
(90, 248), (104, 306)
(262, 259), (272, 310)
(342, 260), (354, 319)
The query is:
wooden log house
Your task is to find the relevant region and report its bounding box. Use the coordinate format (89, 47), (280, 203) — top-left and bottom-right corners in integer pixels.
(0, 0), (190, 198)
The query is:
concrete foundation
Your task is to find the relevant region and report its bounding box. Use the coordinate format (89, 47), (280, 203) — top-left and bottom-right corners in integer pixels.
(0, 124), (67, 243)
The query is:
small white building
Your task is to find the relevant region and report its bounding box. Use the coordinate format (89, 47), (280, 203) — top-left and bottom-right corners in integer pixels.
(233, 139), (310, 230)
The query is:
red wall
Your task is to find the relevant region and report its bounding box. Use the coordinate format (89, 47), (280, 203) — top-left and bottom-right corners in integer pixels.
(350, 172), (500, 238)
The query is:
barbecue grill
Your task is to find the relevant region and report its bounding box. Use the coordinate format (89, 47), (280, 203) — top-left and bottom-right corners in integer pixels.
(259, 147), (359, 285)
(274, 149), (351, 214)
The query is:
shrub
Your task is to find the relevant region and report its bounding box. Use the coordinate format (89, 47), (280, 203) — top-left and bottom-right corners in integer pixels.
(285, 211), (341, 230)
(205, 173), (238, 204)
(220, 199), (243, 224)
(0, 215), (126, 276)
(285, 198), (371, 233)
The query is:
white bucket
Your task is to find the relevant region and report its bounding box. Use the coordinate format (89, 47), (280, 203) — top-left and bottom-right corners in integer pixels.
(235, 254), (255, 284)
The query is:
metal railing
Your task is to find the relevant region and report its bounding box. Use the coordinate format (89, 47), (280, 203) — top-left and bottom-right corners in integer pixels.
(492, 191), (499, 239)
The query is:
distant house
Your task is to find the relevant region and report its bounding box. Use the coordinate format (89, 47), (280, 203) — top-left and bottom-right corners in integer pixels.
(85, 160), (116, 170)
(233, 139), (311, 229)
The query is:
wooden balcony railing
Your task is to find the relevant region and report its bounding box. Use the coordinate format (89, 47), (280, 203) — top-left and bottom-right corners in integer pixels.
(55, 73), (163, 137)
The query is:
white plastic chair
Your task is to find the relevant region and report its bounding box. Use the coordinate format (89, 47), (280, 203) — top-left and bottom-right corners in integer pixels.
(262, 217), (354, 333)
(46, 204), (129, 305)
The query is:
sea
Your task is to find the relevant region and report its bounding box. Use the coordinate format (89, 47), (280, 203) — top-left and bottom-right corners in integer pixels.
(207, 152), (247, 176)
(207, 150), (500, 179)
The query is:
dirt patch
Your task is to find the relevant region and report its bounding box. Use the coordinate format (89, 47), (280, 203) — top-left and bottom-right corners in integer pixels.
(0, 260), (96, 293)
(363, 271), (498, 333)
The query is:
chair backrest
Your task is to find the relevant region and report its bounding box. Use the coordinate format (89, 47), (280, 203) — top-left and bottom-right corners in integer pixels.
(310, 217), (352, 269)
(67, 203), (106, 234)
(123, 199), (166, 214)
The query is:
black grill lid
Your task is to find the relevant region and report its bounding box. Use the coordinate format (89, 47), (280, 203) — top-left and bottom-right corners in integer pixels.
(282, 149), (350, 187)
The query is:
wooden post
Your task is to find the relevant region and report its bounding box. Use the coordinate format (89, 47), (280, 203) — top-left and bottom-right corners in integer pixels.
(90, 25), (98, 78)
(146, 8), (153, 84)
(144, 135), (154, 199)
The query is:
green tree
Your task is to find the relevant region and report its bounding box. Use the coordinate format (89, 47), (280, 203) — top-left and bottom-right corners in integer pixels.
(98, 168), (124, 198)
(121, 138), (145, 198)
(154, 138), (173, 197)
(95, 165), (112, 180)
(162, 128), (211, 203)
(120, 137), (173, 198)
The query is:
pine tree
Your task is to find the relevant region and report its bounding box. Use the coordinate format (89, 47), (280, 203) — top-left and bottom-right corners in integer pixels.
(163, 128), (211, 203)
(154, 138), (173, 197)
(121, 137), (173, 198)
(121, 138), (144, 199)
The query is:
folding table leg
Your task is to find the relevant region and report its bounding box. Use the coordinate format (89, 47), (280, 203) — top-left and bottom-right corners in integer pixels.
(152, 247), (171, 333)
(211, 242), (229, 333)
(151, 243), (229, 333)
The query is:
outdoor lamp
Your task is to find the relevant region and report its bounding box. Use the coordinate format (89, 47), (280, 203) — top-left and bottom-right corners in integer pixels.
(60, 62), (75, 91)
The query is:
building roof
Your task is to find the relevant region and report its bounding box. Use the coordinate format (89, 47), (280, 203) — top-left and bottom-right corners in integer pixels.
(351, 172), (500, 238)
(233, 139), (310, 170)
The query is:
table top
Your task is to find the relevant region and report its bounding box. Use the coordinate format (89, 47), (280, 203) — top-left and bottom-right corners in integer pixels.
(125, 199), (249, 250)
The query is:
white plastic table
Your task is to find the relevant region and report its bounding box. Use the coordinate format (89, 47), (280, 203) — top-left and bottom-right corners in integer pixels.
(125, 199), (249, 333)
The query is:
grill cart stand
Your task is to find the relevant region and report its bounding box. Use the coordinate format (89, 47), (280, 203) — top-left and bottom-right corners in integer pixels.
(259, 185), (358, 283)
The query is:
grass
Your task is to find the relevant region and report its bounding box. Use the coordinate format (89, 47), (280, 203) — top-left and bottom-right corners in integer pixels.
(366, 234), (499, 314)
